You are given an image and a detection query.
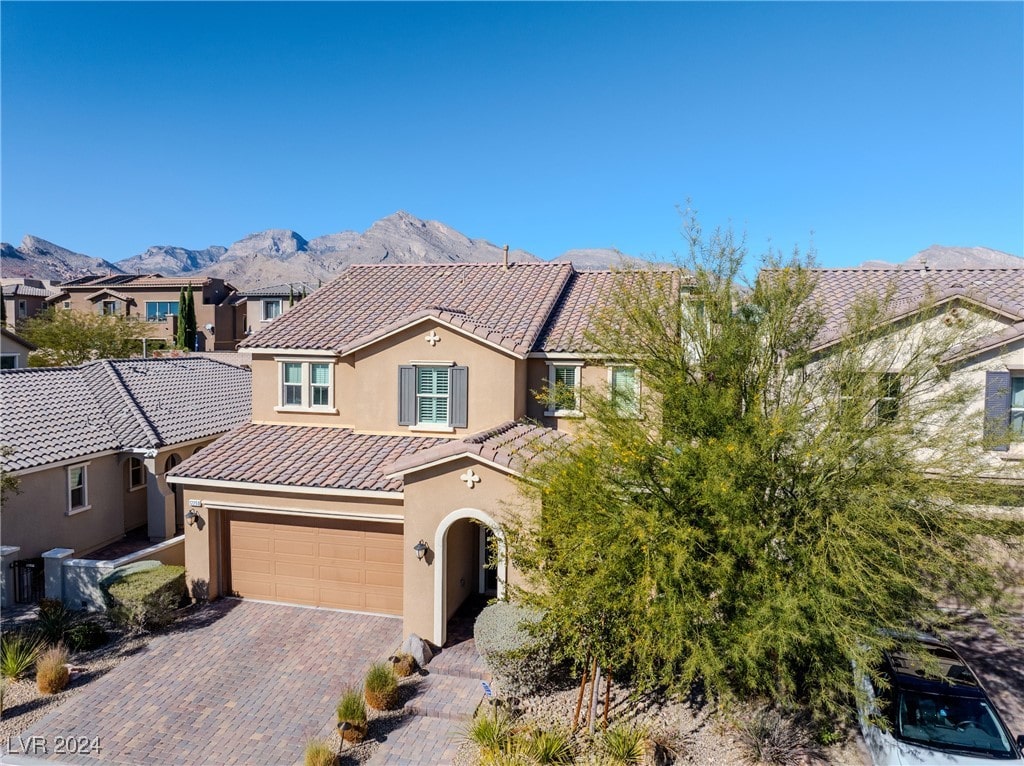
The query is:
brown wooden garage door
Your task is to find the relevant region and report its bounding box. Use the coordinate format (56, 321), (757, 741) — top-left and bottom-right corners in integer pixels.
(227, 513), (403, 615)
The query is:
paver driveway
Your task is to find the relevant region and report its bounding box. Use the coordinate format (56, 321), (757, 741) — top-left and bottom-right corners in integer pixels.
(15, 599), (402, 766)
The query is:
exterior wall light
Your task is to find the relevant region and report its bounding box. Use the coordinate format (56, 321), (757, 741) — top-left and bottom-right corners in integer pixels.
(185, 509), (200, 527)
(414, 540), (428, 561)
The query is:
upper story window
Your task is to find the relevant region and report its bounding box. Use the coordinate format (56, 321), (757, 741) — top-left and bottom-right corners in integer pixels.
(398, 364), (468, 431)
(101, 300), (119, 316)
(545, 363), (583, 417)
(128, 457), (146, 490)
(67, 464), (90, 514)
(277, 360), (335, 412)
(1011, 376), (1024, 438)
(62, 301), (71, 310)
(610, 366), (640, 417)
(875, 373), (901, 423)
(17, 300), (27, 318)
(262, 299), (282, 321)
(146, 301), (179, 321)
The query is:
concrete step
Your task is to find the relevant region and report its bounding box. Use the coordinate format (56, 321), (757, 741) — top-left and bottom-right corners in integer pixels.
(403, 673), (484, 721)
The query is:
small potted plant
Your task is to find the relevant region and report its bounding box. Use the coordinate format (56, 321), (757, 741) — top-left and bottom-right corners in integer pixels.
(335, 687), (368, 743)
(364, 661), (399, 711)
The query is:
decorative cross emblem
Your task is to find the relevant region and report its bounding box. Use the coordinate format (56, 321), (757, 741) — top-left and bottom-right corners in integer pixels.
(460, 468), (481, 488)
(425, 331), (440, 346)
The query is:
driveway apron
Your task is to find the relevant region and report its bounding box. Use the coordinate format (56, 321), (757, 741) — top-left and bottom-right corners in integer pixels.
(11, 599), (401, 766)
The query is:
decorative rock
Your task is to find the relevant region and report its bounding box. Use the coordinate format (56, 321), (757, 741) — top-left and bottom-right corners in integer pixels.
(401, 633), (434, 667)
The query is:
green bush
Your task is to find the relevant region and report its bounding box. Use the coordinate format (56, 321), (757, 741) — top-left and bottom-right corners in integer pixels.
(474, 601), (555, 698)
(102, 564), (186, 632)
(1, 632), (46, 679)
(364, 661), (398, 711)
(526, 728), (574, 764)
(600, 723), (648, 765)
(65, 618), (109, 652)
(463, 708), (516, 754)
(35, 598), (76, 645)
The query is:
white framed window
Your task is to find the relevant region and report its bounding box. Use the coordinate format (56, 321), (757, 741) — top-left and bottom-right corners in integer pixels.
(262, 299), (282, 321)
(276, 359), (335, 412)
(417, 366), (450, 425)
(398, 363), (467, 431)
(609, 365), (640, 417)
(145, 301), (178, 321)
(0, 354), (18, 370)
(17, 300), (27, 318)
(128, 457), (146, 490)
(1011, 376), (1024, 438)
(62, 301), (71, 310)
(876, 373), (901, 423)
(545, 362), (583, 416)
(101, 300), (119, 315)
(67, 463), (90, 514)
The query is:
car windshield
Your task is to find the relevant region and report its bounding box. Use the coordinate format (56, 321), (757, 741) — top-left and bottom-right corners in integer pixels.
(897, 689), (1015, 758)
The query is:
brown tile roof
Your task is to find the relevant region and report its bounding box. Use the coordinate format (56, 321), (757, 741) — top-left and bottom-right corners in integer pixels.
(385, 420), (569, 477)
(168, 423), (450, 492)
(240, 263), (575, 356)
(60, 275), (230, 290)
(2, 284), (58, 298)
(800, 268), (1024, 350)
(1, 358), (251, 472)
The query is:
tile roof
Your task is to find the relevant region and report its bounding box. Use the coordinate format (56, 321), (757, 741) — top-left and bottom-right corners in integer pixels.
(1, 358), (251, 472)
(2, 284), (58, 298)
(240, 263), (575, 357)
(237, 283), (317, 297)
(168, 423), (449, 493)
(60, 275), (229, 290)
(385, 420), (569, 476)
(803, 268), (1024, 350)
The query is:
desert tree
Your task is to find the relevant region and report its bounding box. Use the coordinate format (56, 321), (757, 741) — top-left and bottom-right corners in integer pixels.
(505, 212), (1021, 718)
(21, 308), (142, 366)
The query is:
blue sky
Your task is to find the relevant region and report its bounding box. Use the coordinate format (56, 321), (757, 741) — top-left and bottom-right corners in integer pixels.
(2, 2), (1021, 267)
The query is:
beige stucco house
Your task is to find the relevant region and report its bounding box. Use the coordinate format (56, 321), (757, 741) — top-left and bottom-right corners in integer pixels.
(0, 328), (37, 369)
(0, 357), (251, 604)
(167, 262), (1023, 647)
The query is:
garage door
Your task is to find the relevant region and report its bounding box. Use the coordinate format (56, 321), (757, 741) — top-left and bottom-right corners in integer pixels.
(228, 513), (403, 615)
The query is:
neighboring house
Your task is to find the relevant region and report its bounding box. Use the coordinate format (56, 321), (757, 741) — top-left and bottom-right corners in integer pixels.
(167, 262), (1023, 647)
(236, 283), (317, 336)
(47, 274), (247, 351)
(2, 279), (60, 329)
(0, 358), (251, 597)
(0, 328), (37, 369)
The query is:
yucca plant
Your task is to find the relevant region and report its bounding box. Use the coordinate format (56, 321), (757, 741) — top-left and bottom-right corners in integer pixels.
(36, 643), (70, 695)
(303, 738), (336, 766)
(463, 708), (516, 755)
(526, 727), (574, 764)
(335, 686), (368, 743)
(736, 706), (814, 766)
(364, 661), (398, 711)
(1, 632), (46, 679)
(600, 723), (647, 766)
(35, 598), (75, 645)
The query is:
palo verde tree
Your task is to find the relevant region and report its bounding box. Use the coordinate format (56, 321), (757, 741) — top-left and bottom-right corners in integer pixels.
(506, 212), (1021, 718)
(21, 308), (143, 366)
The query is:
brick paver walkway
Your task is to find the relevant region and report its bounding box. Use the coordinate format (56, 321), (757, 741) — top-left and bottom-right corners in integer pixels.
(11, 599), (401, 766)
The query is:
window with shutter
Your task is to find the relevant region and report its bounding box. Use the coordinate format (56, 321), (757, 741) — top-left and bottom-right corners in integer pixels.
(546, 363), (583, 416)
(611, 366), (639, 417)
(417, 366), (450, 425)
(984, 370), (1012, 451)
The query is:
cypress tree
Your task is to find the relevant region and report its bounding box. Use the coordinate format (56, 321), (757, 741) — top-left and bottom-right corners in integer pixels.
(288, 285), (295, 307)
(176, 287), (187, 349)
(184, 285), (197, 350)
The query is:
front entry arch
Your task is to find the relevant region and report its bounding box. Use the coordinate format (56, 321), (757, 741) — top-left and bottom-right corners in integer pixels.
(433, 508), (506, 646)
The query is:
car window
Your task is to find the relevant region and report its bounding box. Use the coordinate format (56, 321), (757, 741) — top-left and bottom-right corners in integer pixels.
(897, 690), (1014, 757)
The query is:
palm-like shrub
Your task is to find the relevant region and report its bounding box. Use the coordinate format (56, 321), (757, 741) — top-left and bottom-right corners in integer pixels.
(364, 661), (398, 711)
(463, 708), (516, 754)
(335, 686), (368, 742)
(36, 644), (70, 695)
(526, 727), (574, 764)
(601, 723), (648, 765)
(1, 632), (45, 679)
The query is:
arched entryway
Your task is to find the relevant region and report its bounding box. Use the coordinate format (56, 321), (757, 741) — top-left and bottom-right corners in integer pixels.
(433, 508), (506, 646)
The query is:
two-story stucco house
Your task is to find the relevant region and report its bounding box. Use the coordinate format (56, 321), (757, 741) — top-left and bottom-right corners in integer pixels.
(168, 262), (1023, 647)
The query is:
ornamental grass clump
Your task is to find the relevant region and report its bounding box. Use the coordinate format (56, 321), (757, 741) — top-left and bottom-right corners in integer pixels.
(364, 661), (398, 711)
(36, 644), (70, 695)
(525, 727), (574, 765)
(600, 723), (648, 765)
(303, 738), (336, 766)
(736, 706), (815, 766)
(462, 708), (516, 755)
(335, 686), (368, 742)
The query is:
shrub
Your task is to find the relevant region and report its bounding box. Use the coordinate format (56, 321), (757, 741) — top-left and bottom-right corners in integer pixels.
(303, 738), (336, 766)
(36, 644), (70, 695)
(600, 723), (647, 765)
(1, 632), (46, 679)
(102, 564), (186, 632)
(736, 707), (815, 766)
(526, 727), (574, 764)
(463, 708), (516, 754)
(336, 686), (368, 743)
(391, 651), (417, 677)
(36, 598), (76, 645)
(474, 601), (555, 698)
(364, 661), (398, 711)
(65, 619), (109, 652)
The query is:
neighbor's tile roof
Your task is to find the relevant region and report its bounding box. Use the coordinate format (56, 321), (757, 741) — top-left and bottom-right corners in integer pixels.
(168, 423), (450, 492)
(237, 283), (317, 297)
(60, 275), (228, 290)
(805, 268), (1024, 350)
(385, 420), (569, 476)
(240, 263), (575, 356)
(2, 284), (58, 298)
(1, 358), (251, 472)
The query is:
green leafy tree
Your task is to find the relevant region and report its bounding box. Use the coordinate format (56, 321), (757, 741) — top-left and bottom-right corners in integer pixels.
(184, 285), (197, 350)
(21, 308), (142, 366)
(176, 287), (187, 350)
(506, 212), (1021, 718)
(0, 447), (19, 504)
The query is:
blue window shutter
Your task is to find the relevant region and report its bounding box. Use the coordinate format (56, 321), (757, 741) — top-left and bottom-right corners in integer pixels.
(984, 370), (1011, 451)
(451, 366), (468, 428)
(398, 366), (416, 426)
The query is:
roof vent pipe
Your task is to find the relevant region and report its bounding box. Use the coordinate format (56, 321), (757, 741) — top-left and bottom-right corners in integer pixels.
(503, 244), (509, 271)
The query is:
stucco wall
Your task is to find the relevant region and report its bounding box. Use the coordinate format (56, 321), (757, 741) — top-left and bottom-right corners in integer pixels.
(1, 455), (127, 559)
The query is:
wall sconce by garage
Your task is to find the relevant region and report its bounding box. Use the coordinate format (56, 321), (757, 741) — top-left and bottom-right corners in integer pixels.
(185, 509), (200, 527)
(414, 540), (429, 561)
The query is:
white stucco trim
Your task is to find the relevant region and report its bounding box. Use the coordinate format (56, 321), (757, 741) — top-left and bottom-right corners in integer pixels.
(432, 507), (507, 646)
(244, 348), (339, 357)
(165, 476), (403, 500)
(385, 453), (522, 481)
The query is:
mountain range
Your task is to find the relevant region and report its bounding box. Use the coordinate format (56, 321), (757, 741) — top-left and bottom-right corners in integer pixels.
(1, 211), (1020, 289)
